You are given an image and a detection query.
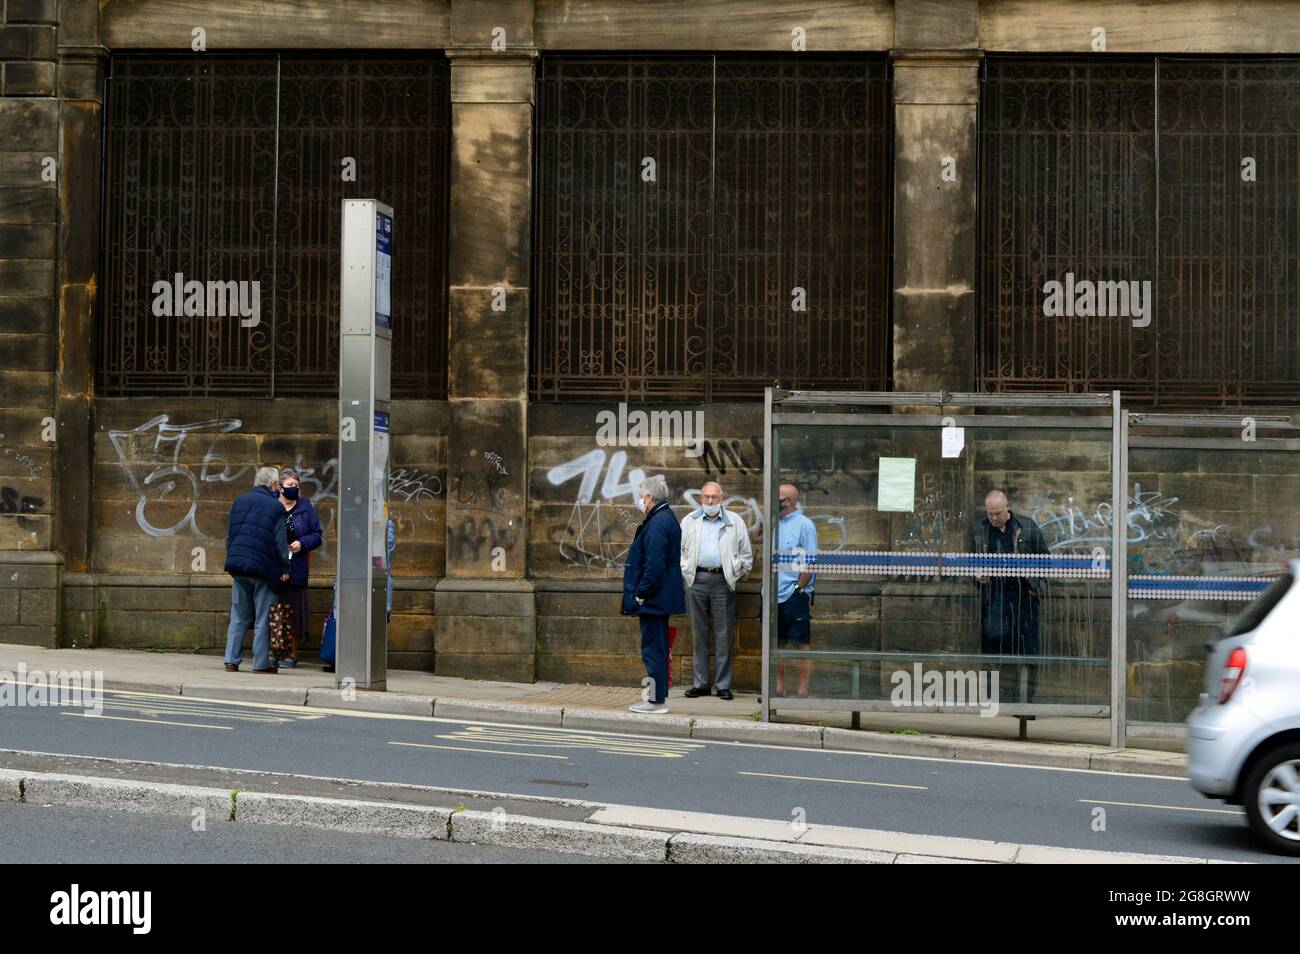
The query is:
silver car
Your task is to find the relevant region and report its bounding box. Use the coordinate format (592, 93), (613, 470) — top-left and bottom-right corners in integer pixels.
(1187, 562), (1300, 855)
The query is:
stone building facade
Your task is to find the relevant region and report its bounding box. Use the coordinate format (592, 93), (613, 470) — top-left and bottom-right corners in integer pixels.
(2, 0), (1298, 722)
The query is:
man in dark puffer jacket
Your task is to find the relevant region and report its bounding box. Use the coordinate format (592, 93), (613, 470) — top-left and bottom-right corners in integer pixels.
(223, 466), (291, 673)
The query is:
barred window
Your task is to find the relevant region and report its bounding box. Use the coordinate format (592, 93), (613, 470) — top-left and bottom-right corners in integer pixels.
(532, 55), (892, 401)
(99, 54), (451, 398)
(980, 57), (1300, 406)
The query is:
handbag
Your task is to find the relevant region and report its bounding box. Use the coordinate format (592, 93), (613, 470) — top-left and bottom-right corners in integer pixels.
(319, 608), (336, 666)
(269, 589), (294, 659)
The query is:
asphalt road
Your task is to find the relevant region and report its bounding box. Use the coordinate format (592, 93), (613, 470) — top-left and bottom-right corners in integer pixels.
(0, 688), (1289, 863)
(0, 803), (608, 864)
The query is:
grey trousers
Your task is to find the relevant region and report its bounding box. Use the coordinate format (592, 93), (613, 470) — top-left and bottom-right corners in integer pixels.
(687, 571), (736, 691)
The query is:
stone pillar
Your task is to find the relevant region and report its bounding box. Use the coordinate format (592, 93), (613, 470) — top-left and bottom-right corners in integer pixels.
(883, 4), (982, 655)
(436, 0), (536, 681)
(55, 2), (106, 649)
(0, 0), (62, 645)
(891, 0), (981, 393)
(54, 1), (102, 572)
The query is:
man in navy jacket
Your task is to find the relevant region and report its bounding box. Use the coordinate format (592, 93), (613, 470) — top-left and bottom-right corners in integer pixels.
(222, 466), (291, 673)
(621, 474), (685, 712)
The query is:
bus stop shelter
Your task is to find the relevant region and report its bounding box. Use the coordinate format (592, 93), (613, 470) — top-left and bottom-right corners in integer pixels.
(760, 389), (1298, 749)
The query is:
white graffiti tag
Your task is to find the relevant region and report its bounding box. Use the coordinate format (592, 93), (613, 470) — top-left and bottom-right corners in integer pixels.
(390, 468), (444, 520)
(546, 448), (645, 570)
(108, 415), (246, 538)
(545, 447), (849, 572)
(110, 415), (442, 542)
(680, 487), (764, 536)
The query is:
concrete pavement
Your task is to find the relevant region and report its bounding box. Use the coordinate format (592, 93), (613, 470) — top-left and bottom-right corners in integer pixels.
(0, 643), (1188, 777)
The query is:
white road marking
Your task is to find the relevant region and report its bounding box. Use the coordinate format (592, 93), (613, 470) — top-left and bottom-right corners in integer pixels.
(739, 770), (928, 790)
(1079, 798), (1244, 816)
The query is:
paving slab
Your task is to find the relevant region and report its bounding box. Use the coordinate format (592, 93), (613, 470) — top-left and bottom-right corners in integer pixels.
(183, 684), (309, 706)
(433, 698), (563, 726)
(799, 825), (1019, 863)
(236, 791), (452, 840)
(668, 832), (893, 864)
(561, 707), (693, 738)
(691, 718), (823, 747)
(589, 805), (801, 843)
(451, 809), (669, 861)
(307, 687), (433, 717)
(19, 771), (231, 821)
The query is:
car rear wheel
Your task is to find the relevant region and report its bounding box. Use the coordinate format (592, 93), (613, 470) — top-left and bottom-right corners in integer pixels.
(1243, 743), (1300, 856)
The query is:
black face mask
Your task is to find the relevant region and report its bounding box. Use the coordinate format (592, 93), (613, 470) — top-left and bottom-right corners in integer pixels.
(282, 486), (300, 501)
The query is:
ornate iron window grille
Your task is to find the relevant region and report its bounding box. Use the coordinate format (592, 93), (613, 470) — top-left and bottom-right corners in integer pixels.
(979, 56), (1300, 407)
(99, 54), (451, 399)
(532, 55), (892, 401)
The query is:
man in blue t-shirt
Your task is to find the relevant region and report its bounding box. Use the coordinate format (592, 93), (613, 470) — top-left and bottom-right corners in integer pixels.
(776, 481), (818, 697)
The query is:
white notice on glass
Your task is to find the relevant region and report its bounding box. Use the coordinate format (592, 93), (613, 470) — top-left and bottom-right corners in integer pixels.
(942, 426), (965, 458)
(877, 457), (916, 513)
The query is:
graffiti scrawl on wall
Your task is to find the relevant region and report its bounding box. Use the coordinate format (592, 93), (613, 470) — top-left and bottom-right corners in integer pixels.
(108, 416), (248, 538)
(108, 415), (442, 546)
(545, 448), (645, 570)
(545, 446), (847, 572)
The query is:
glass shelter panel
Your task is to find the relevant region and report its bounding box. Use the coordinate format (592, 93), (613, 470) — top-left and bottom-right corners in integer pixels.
(769, 412), (1114, 722)
(1126, 426), (1300, 724)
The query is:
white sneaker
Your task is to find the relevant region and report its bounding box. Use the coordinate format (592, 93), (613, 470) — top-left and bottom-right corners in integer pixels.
(628, 700), (668, 714)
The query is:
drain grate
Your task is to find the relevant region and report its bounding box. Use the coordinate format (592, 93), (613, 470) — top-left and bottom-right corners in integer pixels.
(529, 778), (590, 788)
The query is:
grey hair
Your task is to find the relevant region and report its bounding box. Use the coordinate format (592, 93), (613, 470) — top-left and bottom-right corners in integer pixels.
(279, 468), (299, 483)
(639, 474), (670, 503)
(253, 466), (280, 488)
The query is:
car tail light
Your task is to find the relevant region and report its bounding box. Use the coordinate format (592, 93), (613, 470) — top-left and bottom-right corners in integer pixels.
(1218, 647), (1247, 704)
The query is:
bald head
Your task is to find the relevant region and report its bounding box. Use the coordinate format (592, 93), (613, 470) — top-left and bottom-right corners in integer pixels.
(779, 482), (799, 517)
(985, 490), (1010, 529)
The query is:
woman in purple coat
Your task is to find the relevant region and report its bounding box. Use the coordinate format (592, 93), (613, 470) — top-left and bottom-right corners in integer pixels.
(274, 468), (324, 668)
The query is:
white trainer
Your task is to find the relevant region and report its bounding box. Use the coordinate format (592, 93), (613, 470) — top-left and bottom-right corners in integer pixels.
(627, 700), (668, 714)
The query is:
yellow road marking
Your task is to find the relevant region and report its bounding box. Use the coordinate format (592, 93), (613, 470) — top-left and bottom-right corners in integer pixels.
(99, 702), (284, 719)
(437, 736), (682, 758)
(388, 741), (568, 760)
(1079, 798), (1244, 816)
(96, 700), (323, 723)
(91, 688), (430, 723)
(739, 770), (928, 790)
(63, 712), (232, 731)
(453, 725), (701, 746)
(442, 726), (699, 758)
(448, 730), (694, 751)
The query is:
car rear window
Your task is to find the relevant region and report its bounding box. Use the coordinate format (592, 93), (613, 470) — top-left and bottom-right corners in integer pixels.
(1223, 572), (1293, 637)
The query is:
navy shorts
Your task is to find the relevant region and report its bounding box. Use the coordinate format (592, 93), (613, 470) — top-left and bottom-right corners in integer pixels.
(777, 590), (812, 646)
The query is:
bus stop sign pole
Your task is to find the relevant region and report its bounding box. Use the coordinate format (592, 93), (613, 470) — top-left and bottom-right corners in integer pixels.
(337, 199), (393, 691)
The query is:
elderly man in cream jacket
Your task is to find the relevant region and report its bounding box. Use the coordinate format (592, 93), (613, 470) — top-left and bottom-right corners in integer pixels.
(679, 481), (753, 700)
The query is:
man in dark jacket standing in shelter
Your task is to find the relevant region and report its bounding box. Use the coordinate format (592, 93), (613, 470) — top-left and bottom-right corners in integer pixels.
(223, 466), (291, 673)
(622, 474), (685, 713)
(968, 489), (1049, 701)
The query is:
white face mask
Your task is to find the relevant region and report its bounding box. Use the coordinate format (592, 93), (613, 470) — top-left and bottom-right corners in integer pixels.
(703, 503), (721, 517)
(639, 497), (651, 514)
